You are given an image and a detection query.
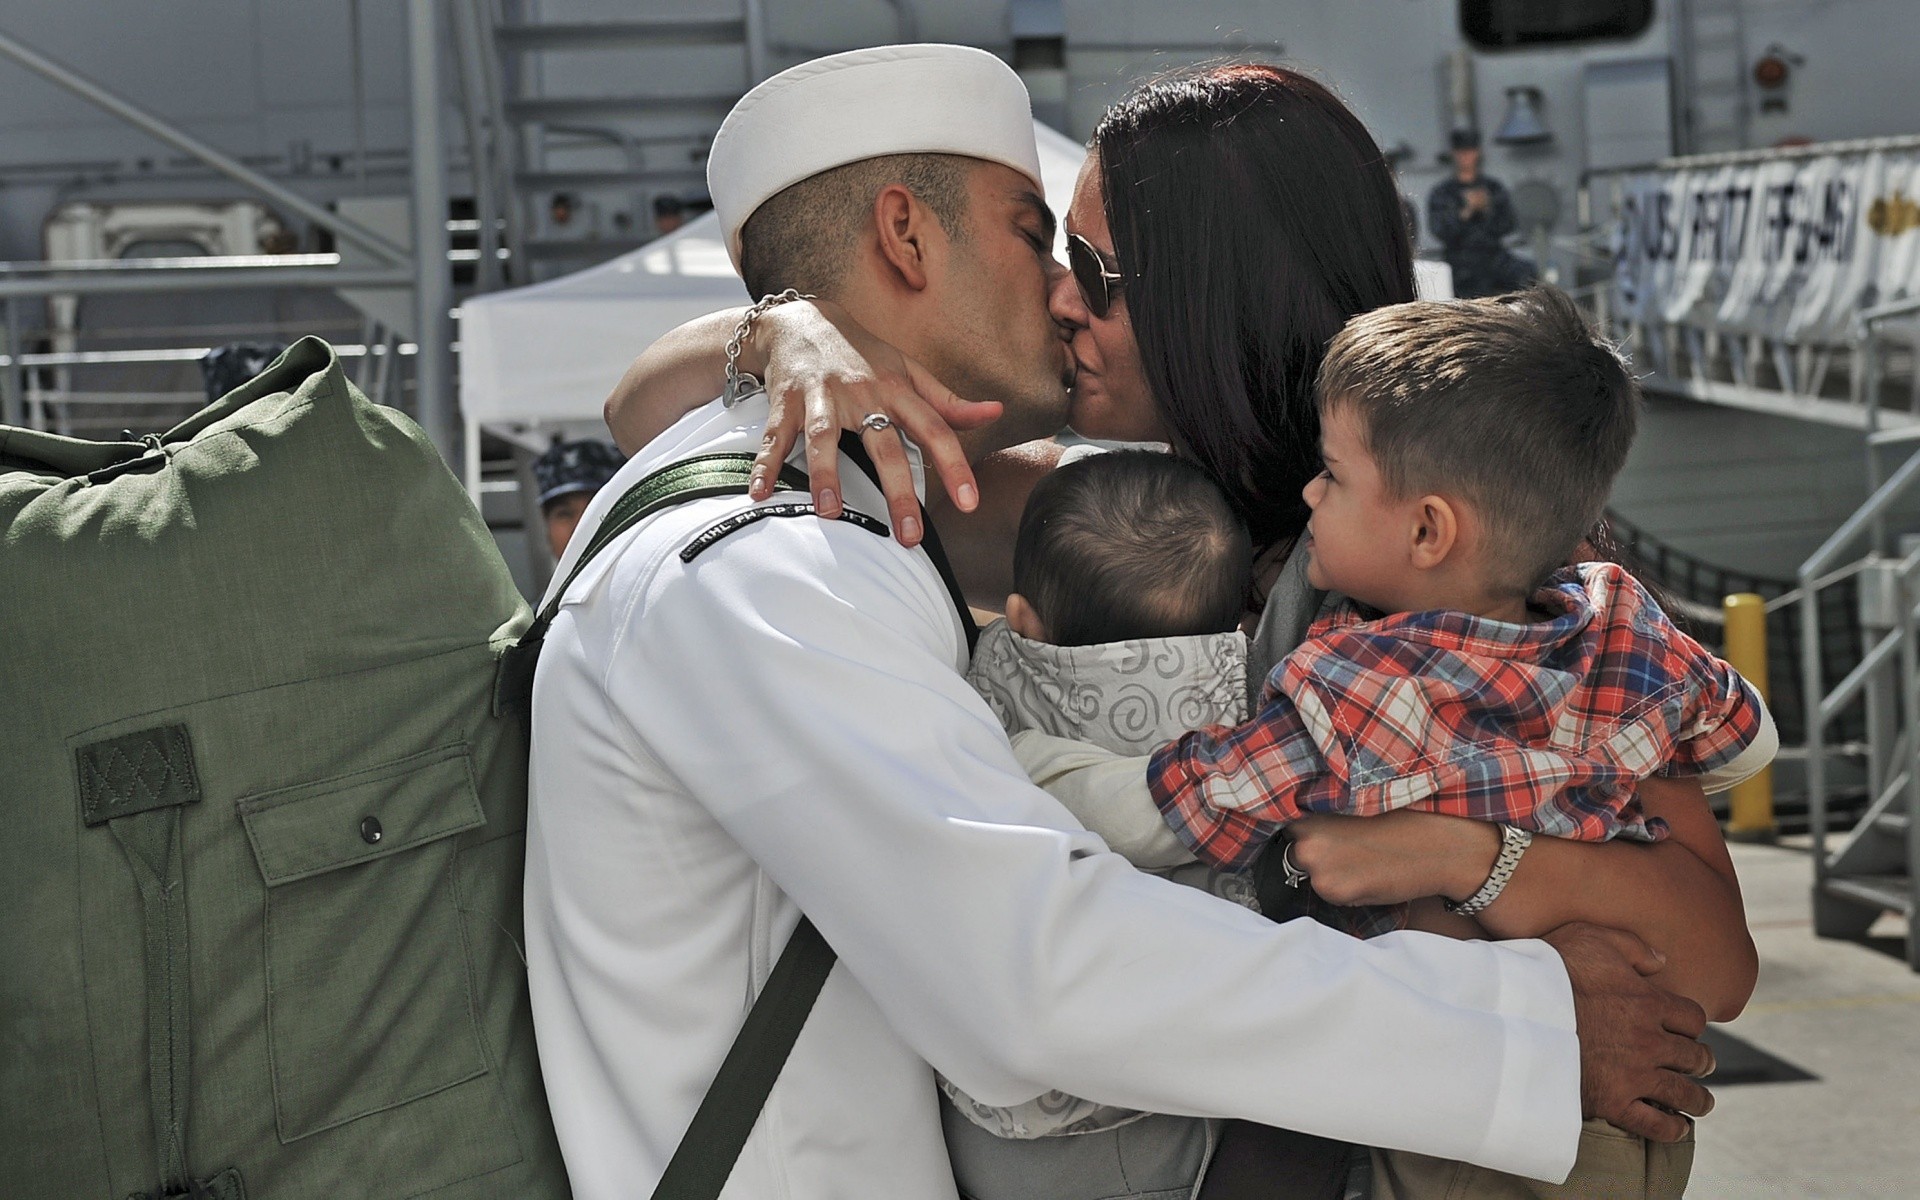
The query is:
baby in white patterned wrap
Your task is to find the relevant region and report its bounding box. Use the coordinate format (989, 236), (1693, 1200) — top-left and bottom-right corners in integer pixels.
(944, 450), (1257, 1200)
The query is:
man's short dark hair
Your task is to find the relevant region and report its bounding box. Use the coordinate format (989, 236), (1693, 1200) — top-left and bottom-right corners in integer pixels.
(737, 153), (973, 298)
(1013, 450), (1252, 647)
(1316, 286), (1640, 590)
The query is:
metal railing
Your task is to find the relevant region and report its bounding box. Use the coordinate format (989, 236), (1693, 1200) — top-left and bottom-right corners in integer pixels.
(1585, 136), (1920, 434)
(2, 339), (419, 437)
(1800, 298), (1920, 969)
(1606, 511), (1864, 750)
(0, 8), (458, 462)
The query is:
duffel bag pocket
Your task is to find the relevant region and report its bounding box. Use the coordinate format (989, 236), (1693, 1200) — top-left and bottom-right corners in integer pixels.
(239, 743), (490, 1142)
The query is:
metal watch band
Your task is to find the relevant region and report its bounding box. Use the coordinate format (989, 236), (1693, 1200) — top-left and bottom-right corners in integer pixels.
(1446, 825), (1533, 917)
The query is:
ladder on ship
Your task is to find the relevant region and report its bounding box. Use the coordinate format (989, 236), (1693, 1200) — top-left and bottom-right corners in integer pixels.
(1672, 0), (1752, 156)
(1800, 298), (1920, 969)
(448, 0), (767, 289)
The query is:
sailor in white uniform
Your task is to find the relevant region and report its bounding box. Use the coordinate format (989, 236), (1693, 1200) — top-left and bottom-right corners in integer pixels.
(521, 44), (1691, 1200)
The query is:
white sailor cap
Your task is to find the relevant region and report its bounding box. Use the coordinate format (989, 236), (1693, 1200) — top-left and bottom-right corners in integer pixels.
(708, 44), (1041, 273)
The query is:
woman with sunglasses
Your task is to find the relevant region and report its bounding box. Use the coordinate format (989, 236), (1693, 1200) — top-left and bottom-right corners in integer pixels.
(604, 61), (1754, 1196)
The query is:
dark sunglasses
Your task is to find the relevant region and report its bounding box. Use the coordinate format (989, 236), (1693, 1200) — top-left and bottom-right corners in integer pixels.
(1067, 232), (1125, 318)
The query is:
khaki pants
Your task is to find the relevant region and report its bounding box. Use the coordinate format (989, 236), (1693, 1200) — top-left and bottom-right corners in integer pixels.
(1373, 1120), (1693, 1200)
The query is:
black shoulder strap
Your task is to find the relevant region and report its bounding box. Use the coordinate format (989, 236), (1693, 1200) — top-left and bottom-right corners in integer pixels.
(492, 452), (809, 717)
(651, 917), (835, 1199)
(654, 437), (976, 1199)
(550, 451), (812, 632)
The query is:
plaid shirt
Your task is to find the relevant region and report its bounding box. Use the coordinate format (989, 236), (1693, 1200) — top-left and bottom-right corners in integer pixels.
(1148, 562), (1764, 877)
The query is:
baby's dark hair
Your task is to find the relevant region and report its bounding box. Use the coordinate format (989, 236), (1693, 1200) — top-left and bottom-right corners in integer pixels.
(1013, 450), (1251, 647)
(1316, 286), (1640, 591)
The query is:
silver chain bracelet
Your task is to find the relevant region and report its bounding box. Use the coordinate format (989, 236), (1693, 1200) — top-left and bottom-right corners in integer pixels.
(723, 288), (816, 407)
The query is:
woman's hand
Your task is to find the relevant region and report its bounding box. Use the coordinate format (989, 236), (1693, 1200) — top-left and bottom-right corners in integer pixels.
(1285, 811), (1500, 907)
(749, 300), (1004, 546)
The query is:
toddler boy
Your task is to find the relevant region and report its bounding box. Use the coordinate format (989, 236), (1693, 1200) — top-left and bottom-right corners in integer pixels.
(1148, 288), (1776, 919)
(969, 448), (1254, 754)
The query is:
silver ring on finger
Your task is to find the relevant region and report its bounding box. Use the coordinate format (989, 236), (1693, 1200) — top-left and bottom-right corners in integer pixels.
(1280, 842), (1309, 889)
(859, 412), (893, 434)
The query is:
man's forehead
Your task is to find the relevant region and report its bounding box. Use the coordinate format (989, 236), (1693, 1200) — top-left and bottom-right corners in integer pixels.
(971, 160), (1044, 201)
(968, 161), (1055, 230)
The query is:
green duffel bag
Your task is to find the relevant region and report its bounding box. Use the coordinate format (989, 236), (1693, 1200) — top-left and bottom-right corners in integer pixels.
(0, 338), (570, 1199)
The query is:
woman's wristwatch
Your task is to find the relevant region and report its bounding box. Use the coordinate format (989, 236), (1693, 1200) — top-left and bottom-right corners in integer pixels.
(1445, 824), (1533, 917)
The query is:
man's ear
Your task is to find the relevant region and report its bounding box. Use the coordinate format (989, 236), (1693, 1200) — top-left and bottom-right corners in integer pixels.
(872, 183), (938, 292)
(1409, 495), (1459, 570)
(1005, 593), (1049, 642)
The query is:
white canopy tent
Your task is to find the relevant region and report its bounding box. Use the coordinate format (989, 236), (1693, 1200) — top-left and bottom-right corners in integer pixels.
(455, 120), (1093, 492)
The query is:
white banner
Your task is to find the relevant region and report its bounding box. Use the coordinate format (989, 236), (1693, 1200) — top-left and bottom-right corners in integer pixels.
(1613, 148), (1920, 344)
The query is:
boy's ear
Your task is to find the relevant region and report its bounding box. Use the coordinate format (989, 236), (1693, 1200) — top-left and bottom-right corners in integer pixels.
(873, 183), (936, 292)
(1005, 593), (1049, 642)
(1409, 495), (1459, 570)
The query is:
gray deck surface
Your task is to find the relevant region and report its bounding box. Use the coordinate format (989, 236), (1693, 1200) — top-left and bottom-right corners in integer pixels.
(1689, 840), (1920, 1197)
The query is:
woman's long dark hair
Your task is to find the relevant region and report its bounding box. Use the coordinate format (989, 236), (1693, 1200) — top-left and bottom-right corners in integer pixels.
(1094, 64), (1415, 548)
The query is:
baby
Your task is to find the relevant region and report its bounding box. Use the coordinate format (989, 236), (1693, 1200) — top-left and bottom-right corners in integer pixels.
(1148, 288), (1775, 928)
(965, 288), (1776, 1200)
(969, 447), (1254, 757)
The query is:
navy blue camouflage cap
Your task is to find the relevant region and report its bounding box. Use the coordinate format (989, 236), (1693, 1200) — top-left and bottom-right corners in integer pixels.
(531, 438), (626, 506)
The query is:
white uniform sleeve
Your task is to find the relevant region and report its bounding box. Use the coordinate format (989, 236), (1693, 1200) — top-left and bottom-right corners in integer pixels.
(1009, 730), (1194, 869)
(945, 733), (1193, 1138)
(609, 517), (1584, 1182)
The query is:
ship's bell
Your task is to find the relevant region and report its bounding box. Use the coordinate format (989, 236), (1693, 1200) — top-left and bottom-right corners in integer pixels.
(1495, 86), (1551, 145)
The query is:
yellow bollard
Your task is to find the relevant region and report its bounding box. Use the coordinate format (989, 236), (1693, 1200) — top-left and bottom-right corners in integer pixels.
(1722, 592), (1777, 840)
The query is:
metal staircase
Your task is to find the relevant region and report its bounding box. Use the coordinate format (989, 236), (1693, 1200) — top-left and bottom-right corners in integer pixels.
(452, 1), (764, 286)
(1800, 297), (1920, 969)
(1672, 0), (1751, 156)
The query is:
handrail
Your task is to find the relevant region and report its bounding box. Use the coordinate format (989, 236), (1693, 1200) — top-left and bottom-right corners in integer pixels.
(1856, 295), (1920, 333)
(1765, 560), (1876, 613)
(0, 26), (408, 265)
(1587, 132), (1920, 178)
(1800, 370), (1920, 932)
(1821, 628), (1905, 727)
(1801, 443), (1920, 581)
(0, 342), (416, 369)
(0, 253), (343, 274)
(0, 268), (409, 298)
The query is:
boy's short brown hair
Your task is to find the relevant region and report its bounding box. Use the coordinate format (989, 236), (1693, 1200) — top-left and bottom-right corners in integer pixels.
(1316, 286), (1639, 590)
